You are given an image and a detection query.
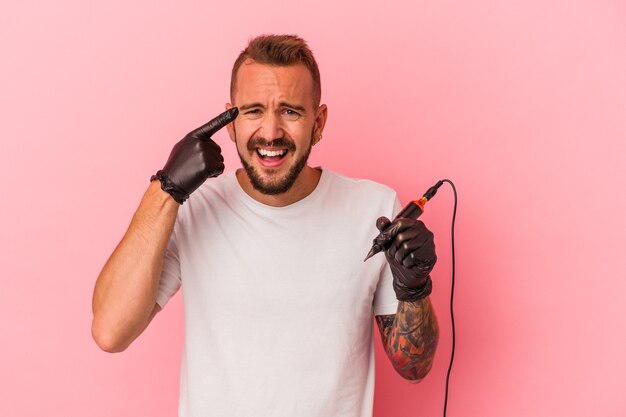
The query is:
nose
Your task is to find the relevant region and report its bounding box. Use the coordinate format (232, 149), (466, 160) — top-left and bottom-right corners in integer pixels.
(258, 111), (284, 140)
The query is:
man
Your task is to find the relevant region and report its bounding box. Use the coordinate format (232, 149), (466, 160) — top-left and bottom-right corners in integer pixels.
(92, 34), (438, 417)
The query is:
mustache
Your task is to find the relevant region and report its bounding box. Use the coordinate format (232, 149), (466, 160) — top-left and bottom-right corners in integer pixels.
(247, 137), (296, 152)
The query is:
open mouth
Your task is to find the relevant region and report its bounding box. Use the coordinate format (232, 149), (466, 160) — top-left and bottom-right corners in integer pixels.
(256, 147), (288, 165)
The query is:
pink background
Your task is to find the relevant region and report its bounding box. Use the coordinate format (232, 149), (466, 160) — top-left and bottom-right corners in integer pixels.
(1, 1), (625, 416)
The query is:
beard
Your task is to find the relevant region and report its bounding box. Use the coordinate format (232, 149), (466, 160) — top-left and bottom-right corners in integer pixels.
(236, 127), (314, 195)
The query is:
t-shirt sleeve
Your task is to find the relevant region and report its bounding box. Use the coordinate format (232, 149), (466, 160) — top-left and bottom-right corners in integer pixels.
(372, 196), (403, 316)
(155, 228), (182, 309)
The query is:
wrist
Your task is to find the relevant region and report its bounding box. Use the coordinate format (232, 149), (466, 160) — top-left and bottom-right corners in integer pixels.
(394, 276), (433, 302)
(150, 170), (188, 204)
(147, 177), (181, 209)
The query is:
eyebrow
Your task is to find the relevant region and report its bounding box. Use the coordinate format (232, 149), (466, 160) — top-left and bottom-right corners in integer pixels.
(239, 102), (307, 113)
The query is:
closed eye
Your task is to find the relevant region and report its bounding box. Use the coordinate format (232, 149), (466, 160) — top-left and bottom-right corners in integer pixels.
(243, 109), (263, 119)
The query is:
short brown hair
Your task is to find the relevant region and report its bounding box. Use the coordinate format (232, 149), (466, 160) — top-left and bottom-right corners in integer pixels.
(230, 34), (322, 108)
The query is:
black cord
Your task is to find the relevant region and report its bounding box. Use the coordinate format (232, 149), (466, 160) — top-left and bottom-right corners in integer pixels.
(442, 179), (457, 417)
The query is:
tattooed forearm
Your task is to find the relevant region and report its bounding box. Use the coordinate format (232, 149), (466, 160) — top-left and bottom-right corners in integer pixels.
(375, 298), (439, 382)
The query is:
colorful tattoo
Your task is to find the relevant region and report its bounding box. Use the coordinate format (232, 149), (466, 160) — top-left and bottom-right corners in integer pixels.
(375, 298), (439, 382)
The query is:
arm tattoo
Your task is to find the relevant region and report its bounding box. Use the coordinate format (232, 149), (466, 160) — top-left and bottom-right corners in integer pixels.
(375, 298), (439, 382)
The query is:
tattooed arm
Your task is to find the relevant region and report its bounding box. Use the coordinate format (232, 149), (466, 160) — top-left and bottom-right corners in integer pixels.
(375, 297), (439, 383)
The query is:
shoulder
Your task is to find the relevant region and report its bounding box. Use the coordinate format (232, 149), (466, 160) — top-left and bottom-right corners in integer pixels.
(196, 171), (236, 195)
(193, 171), (237, 202)
(175, 172), (238, 223)
(321, 170), (399, 218)
(323, 170), (398, 200)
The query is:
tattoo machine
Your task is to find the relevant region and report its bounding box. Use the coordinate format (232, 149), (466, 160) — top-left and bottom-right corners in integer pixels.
(363, 180), (444, 262)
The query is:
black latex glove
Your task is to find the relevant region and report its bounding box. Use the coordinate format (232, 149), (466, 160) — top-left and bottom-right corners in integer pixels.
(151, 108), (238, 204)
(375, 216), (437, 302)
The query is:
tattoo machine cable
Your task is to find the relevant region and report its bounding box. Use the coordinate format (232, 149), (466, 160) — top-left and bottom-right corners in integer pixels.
(363, 180), (444, 262)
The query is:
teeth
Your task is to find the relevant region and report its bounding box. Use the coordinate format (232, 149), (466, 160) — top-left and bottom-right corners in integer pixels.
(258, 149), (287, 157)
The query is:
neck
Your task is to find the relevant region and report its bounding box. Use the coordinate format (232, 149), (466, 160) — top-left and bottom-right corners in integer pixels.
(235, 166), (322, 207)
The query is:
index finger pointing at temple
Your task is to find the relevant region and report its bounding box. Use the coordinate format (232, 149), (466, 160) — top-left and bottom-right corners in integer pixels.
(190, 107), (239, 139)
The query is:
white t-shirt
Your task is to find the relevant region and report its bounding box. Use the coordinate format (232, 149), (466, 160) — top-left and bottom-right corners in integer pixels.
(157, 169), (401, 417)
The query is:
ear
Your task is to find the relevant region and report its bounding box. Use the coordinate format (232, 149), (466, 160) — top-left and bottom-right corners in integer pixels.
(225, 103), (236, 142)
(313, 104), (328, 146)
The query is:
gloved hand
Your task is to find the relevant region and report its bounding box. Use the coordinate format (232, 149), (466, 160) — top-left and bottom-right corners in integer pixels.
(151, 108), (238, 204)
(375, 216), (437, 302)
